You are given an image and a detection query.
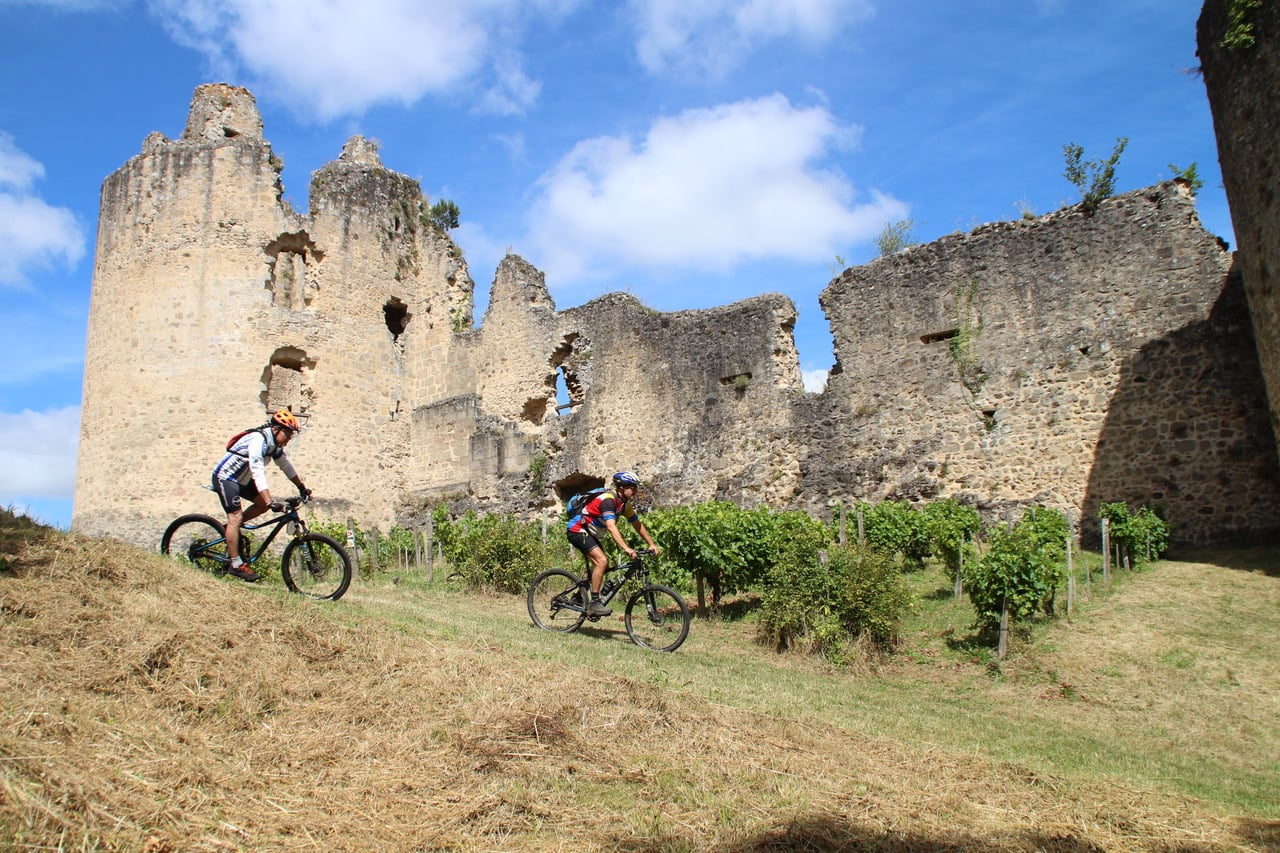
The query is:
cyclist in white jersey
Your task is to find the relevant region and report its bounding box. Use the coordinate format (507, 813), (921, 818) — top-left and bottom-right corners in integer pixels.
(211, 409), (310, 581)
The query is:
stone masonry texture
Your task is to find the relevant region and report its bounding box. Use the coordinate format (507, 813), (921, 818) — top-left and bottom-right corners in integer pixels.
(73, 82), (1280, 549)
(1199, 0), (1280, 460)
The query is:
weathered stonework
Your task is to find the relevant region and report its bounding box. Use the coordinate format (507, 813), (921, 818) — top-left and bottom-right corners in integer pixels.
(1198, 0), (1280, 458)
(73, 83), (1280, 550)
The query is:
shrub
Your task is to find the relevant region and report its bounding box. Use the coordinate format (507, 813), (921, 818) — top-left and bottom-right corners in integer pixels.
(1063, 137), (1128, 215)
(646, 503), (772, 610)
(1099, 501), (1170, 567)
(757, 543), (912, 664)
(921, 498), (983, 580)
(875, 218), (917, 256)
(430, 508), (552, 593)
(860, 500), (931, 569)
(964, 506), (1068, 632)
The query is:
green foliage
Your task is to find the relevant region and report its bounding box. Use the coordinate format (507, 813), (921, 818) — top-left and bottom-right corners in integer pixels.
(1221, 0), (1262, 50)
(426, 199), (460, 231)
(920, 498), (983, 578)
(757, 543), (913, 663)
(964, 507), (1068, 632)
(646, 503), (829, 610)
(528, 452), (547, 491)
(1168, 162), (1204, 196)
(1063, 137), (1128, 215)
(949, 279), (986, 394)
(859, 500), (931, 569)
(1099, 501), (1170, 566)
(875, 218), (917, 256)
(428, 508), (553, 593)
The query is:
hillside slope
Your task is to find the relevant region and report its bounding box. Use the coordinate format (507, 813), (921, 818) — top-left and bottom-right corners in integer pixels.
(2, 511), (1276, 851)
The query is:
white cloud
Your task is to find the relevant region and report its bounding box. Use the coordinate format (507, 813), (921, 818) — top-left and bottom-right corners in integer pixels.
(0, 133), (86, 287)
(629, 0), (874, 77)
(147, 0), (575, 121)
(801, 367), (827, 393)
(0, 406), (80, 502)
(524, 94), (907, 284)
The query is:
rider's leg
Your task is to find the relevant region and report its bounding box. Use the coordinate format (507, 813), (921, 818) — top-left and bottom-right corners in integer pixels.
(586, 545), (609, 595)
(225, 506), (245, 565)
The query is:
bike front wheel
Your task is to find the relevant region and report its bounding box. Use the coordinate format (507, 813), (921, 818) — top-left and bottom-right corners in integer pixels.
(527, 568), (588, 633)
(624, 585), (691, 652)
(280, 533), (352, 601)
(160, 514), (228, 575)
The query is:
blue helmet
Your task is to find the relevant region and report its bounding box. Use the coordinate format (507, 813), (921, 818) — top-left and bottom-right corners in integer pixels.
(612, 470), (641, 488)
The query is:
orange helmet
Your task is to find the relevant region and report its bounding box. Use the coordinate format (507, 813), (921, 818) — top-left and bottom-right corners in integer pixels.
(271, 409), (300, 432)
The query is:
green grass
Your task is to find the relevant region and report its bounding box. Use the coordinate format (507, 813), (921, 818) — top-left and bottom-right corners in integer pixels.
(334, 550), (1280, 819)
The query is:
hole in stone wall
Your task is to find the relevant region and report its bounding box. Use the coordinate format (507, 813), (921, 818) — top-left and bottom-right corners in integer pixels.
(260, 347), (316, 415)
(549, 334), (585, 413)
(921, 329), (959, 344)
(384, 298), (411, 340)
(264, 231), (324, 309)
(554, 473), (605, 506)
(554, 369), (572, 412)
(522, 397), (548, 424)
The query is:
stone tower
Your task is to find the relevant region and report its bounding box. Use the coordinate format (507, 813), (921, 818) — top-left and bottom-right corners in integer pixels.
(73, 84), (471, 543)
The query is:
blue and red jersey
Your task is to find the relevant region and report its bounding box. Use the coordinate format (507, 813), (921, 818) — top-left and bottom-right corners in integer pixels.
(566, 490), (638, 534)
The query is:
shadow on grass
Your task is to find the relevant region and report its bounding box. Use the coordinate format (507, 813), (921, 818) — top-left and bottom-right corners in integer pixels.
(1169, 545), (1280, 578)
(609, 812), (1137, 852)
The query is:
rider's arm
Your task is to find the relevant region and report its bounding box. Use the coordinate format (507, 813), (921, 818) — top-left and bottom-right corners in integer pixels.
(603, 518), (638, 559)
(273, 451), (310, 496)
(629, 516), (661, 555)
(246, 433), (272, 492)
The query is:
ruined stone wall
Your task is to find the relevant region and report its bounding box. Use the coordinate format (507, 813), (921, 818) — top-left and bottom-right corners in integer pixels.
(1198, 0), (1280, 459)
(74, 84), (1280, 551)
(802, 183), (1280, 544)
(73, 84), (473, 544)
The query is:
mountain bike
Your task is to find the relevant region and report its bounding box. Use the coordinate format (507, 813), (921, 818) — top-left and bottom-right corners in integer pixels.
(159, 496), (352, 601)
(526, 548), (691, 652)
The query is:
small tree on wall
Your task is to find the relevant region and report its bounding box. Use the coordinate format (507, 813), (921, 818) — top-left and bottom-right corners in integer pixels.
(1063, 137), (1128, 215)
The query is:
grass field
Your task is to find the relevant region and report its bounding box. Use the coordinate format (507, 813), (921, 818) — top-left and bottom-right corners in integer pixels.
(2, 510), (1278, 851)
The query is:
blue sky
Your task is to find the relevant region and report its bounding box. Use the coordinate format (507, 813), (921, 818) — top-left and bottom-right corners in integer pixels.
(0, 0), (1232, 529)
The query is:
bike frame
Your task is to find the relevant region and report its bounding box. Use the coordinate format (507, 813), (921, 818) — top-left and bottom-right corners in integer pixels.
(195, 499), (308, 567)
(586, 549), (654, 607)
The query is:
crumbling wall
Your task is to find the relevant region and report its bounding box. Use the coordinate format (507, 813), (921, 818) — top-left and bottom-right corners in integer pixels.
(805, 183), (1280, 545)
(74, 83), (1280, 551)
(73, 84), (474, 545)
(1198, 0), (1280, 459)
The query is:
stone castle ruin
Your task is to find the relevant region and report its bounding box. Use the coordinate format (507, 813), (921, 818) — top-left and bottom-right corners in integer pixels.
(72, 81), (1280, 549)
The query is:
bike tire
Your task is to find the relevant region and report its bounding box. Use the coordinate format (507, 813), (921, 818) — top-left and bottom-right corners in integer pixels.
(280, 533), (352, 601)
(527, 568), (588, 633)
(624, 584), (691, 652)
(160, 514), (229, 575)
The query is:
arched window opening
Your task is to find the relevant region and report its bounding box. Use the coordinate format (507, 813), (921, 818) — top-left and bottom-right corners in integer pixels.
(384, 297), (411, 341)
(264, 231), (323, 309)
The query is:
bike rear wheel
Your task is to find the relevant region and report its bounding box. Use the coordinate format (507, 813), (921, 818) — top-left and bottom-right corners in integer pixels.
(280, 533), (352, 601)
(160, 514), (228, 575)
(527, 568), (588, 633)
(624, 584), (691, 652)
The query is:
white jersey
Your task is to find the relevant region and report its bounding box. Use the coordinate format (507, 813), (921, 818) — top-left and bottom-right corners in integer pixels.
(212, 429), (298, 492)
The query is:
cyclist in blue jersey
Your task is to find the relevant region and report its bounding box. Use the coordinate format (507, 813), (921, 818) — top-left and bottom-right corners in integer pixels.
(566, 471), (661, 617)
(211, 409), (311, 582)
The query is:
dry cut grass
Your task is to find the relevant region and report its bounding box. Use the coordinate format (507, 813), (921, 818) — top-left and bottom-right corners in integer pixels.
(1, 511), (1277, 851)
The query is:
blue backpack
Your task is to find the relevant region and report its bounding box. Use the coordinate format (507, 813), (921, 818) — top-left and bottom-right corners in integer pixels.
(566, 487), (609, 519)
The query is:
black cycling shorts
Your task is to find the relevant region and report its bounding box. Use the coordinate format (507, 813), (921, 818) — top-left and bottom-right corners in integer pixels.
(567, 528), (605, 557)
(212, 475), (260, 514)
